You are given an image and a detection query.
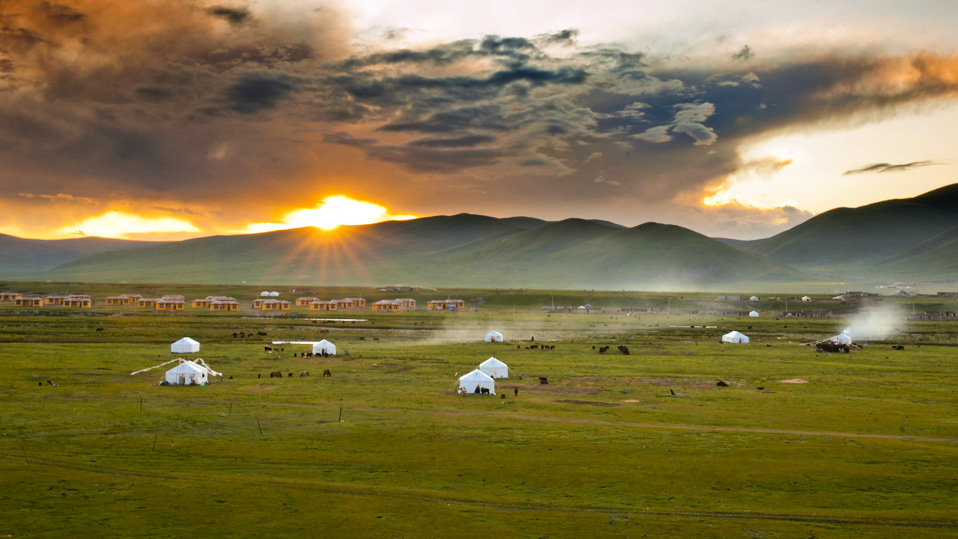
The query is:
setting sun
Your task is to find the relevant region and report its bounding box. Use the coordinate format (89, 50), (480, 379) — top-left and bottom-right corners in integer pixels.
(238, 195), (417, 234)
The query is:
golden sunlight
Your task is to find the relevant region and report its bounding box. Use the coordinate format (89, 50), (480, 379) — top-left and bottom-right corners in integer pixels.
(58, 211), (200, 239)
(238, 195), (417, 234)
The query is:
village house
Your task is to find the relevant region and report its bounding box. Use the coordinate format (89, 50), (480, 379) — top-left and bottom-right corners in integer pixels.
(427, 299), (465, 310)
(137, 298), (158, 309)
(15, 296), (43, 307)
(308, 300), (336, 311)
(343, 297), (367, 307)
(62, 294), (92, 308)
(156, 298), (185, 311)
(258, 299), (290, 311)
(0, 292), (23, 302)
(209, 299), (239, 312)
(397, 298), (416, 308)
(191, 298), (211, 308)
(105, 294), (142, 306)
(333, 299), (354, 309)
(252, 298), (264, 309)
(43, 295), (64, 306)
(371, 299), (403, 312)
(295, 297), (319, 307)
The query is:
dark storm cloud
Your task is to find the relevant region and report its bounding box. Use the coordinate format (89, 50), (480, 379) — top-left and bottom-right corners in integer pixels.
(217, 74), (298, 114)
(207, 6), (250, 25)
(2, 0), (958, 231)
(407, 134), (498, 148)
(843, 161), (939, 174)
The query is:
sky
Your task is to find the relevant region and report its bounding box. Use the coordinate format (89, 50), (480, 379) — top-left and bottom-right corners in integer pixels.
(1, 0), (957, 241)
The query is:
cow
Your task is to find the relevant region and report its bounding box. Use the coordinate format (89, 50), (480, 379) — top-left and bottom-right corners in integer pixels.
(480, 387), (490, 394)
(264, 345), (272, 352)
(269, 371), (282, 378)
(539, 377), (548, 385)
(300, 371), (310, 377)
(322, 369), (332, 377)
(716, 380), (729, 387)
(232, 332), (238, 338)
(288, 372), (293, 378)
(618, 345), (630, 355)
(257, 331), (268, 336)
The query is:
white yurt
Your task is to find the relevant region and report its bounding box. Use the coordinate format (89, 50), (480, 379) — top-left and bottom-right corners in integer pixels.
(484, 330), (503, 342)
(749, 310), (759, 317)
(749, 296), (760, 301)
(269, 291), (280, 297)
(478, 357), (509, 379)
(260, 291), (270, 297)
(459, 369), (495, 394)
(801, 296), (812, 302)
(171, 337), (200, 353)
(312, 339), (336, 355)
(722, 331), (750, 344)
(831, 333), (853, 345)
(164, 359), (219, 385)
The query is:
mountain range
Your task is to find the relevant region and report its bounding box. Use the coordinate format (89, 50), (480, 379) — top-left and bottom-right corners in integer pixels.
(2, 184), (956, 288)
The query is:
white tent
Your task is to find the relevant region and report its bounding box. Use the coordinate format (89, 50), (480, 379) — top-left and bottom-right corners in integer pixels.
(164, 359), (221, 385)
(478, 357), (509, 379)
(831, 333), (853, 345)
(171, 337), (200, 354)
(749, 310), (759, 317)
(269, 291), (280, 297)
(484, 330), (503, 342)
(459, 369), (495, 394)
(801, 296), (812, 302)
(312, 339), (336, 355)
(749, 296), (760, 301)
(260, 291), (270, 297)
(722, 331), (750, 344)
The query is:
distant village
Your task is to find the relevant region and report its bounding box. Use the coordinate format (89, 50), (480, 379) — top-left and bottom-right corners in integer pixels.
(0, 290), (466, 313)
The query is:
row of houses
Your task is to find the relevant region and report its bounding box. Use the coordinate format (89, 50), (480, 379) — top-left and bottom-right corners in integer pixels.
(1, 293), (93, 308)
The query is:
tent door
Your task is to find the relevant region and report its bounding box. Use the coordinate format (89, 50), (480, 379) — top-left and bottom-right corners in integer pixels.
(178, 374), (186, 385)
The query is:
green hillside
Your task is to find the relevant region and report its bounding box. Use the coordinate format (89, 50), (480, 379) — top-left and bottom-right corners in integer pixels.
(872, 226), (958, 279)
(40, 216), (798, 288)
(745, 183), (958, 269)
(0, 234), (165, 278)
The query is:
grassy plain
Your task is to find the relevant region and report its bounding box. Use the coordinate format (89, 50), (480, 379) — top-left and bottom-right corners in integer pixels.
(0, 285), (956, 538)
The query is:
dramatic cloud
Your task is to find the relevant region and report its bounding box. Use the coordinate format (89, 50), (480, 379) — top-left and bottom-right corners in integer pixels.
(843, 161), (940, 174)
(1, 0), (957, 239)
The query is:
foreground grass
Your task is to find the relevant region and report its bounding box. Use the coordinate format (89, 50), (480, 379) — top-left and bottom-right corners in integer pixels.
(1, 294), (956, 537)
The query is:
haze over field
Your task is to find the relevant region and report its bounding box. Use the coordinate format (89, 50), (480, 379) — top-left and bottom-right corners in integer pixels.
(1, 0), (957, 242)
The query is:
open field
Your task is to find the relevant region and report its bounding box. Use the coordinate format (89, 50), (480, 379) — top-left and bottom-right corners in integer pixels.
(1, 284), (957, 537)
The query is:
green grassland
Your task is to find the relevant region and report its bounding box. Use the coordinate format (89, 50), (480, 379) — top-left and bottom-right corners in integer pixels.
(1, 285), (956, 538)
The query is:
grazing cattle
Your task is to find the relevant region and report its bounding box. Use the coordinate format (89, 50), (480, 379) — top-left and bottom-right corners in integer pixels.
(322, 369), (332, 377)
(232, 332), (238, 338)
(716, 380), (729, 387)
(269, 371), (282, 378)
(264, 345), (272, 352)
(530, 344), (539, 349)
(258, 373), (261, 379)
(592, 345), (596, 350)
(239, 332), (246, 337)
(757, 386), (765, 391)
(598, 346), (609, 354)
(300, 371), (310, 377)
(38, 382), (42, 386)
(538, 376), (548, 385)
(500, 394), (505, 399)
(257, 331), (267, 336)
(96, 327), (104, 332)
(480, 387), (490, 395)
(669, 389), (676, 396)
(892, 345), (905, 351)
(514, 387), (518, 396)
(288, 372), (293, 378)
(618, 345), (630, 355)
(228, 376), (233, 380)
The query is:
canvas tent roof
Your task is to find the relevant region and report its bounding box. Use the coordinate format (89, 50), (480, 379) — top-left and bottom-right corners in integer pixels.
(163, 358), (221, 385)
(458, 369), (495, 394)
(749, 310), (759, 317)
(171, 337), (200, 353)
(722, 331), (749, 344)
(478, 357), (509, 378)
(312, 339), (336, 355)
(831, 333), (853, 345)
(484, 330), (503, 342)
